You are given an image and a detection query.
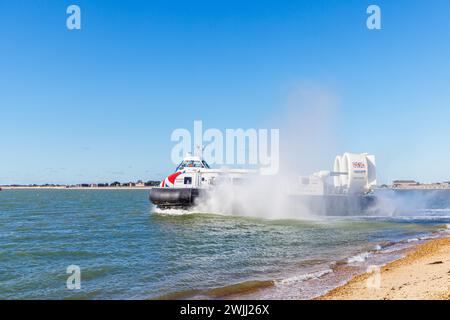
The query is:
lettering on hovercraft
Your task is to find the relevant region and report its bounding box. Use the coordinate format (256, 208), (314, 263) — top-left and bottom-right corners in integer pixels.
(352, 161), (366, 169)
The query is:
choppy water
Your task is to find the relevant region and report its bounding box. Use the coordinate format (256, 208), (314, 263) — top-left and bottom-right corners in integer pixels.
(0, 189), (449, 299)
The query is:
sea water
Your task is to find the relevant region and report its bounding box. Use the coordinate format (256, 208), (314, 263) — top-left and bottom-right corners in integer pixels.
(0, 189), (449, 299)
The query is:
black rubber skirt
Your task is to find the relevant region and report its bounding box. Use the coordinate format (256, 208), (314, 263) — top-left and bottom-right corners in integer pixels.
(149, 188), (204, 208)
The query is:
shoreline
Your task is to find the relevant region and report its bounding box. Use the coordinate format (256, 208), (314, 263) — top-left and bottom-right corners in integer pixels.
(0, 186), (154, 190)
(152, 230), (450, 301)
(317, 235), (450, 300)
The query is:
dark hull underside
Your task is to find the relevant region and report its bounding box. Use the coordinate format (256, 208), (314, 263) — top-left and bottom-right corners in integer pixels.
(149, 187), (377, 215)
(149, 188), (205, 209)
(287, 194), (377, 216)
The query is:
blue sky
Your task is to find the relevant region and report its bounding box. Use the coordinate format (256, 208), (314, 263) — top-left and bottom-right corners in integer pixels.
(1, 0), (450, 184)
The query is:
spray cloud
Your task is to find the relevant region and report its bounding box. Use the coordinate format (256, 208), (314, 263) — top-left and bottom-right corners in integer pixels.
(193, 83), (342, 219)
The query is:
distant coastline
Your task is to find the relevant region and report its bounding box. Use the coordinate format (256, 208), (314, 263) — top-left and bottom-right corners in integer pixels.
(1, 186), (155, 190)
(391, 180), (450, 190)
(3, 179), (450, 191)
(1, 180), (161, 190)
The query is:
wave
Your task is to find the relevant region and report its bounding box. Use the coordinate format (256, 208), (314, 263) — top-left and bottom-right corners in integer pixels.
(347, 252), (371, 264)
(152, 207), (231, 218)
(81, 266), (118, 281)
(276, 269), (333, 285)
(152, 230), (449, 300)
(154, 269), (335, 300)
(390, 216), (450, 220)
(413, 208), (450, 212)
(205, 280), (275, 298)
(152, 280), (275, 300)
(346, 231), (444, 264)
(152, 207), (194, 216)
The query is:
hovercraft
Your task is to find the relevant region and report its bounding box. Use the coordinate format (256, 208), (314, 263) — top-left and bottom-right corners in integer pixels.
(150, 151), (379, 215)
(287, 152), (378, 215)
(149, 153), (251, 209)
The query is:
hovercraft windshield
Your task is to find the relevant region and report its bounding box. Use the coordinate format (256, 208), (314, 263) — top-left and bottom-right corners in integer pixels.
(175, 158), (210, 171)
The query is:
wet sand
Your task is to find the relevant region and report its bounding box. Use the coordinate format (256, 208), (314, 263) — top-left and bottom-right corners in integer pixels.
(318, 236), (450, 300)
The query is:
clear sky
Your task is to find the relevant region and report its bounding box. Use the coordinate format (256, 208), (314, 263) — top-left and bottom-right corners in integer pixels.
(1, 0), (450, 184)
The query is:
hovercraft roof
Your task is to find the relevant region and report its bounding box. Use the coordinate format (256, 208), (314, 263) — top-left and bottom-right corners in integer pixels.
(175, 154), (210, 171)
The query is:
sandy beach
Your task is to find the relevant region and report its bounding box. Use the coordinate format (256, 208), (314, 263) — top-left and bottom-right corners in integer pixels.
(319, 236), (450, 300)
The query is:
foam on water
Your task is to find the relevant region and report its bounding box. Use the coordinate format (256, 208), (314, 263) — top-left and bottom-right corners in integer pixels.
(152, 207), (194, 216)
(276, 269), (333, 286)
(347, 252), (371, 264)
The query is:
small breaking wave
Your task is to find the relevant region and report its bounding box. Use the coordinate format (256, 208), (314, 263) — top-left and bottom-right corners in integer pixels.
(415, 208), (450, 212)
(152, 207), (193, 215)
(276, 269), (333, 285)
(347, 252), (371, 264)
(404, 234), (440, 243)
(153, 280), (275, 300)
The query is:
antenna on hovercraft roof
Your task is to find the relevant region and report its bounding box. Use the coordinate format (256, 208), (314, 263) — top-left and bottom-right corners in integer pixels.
(195, 145), (205, 159)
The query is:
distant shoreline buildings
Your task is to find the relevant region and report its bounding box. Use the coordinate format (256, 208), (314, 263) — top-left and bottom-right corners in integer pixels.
(391, 180), (450, 190)
(2, 180), (450, 190)
(1, 180), (161, 189)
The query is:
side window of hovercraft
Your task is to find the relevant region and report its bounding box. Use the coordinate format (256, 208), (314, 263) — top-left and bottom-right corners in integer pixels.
(184, 177), (192, 185)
